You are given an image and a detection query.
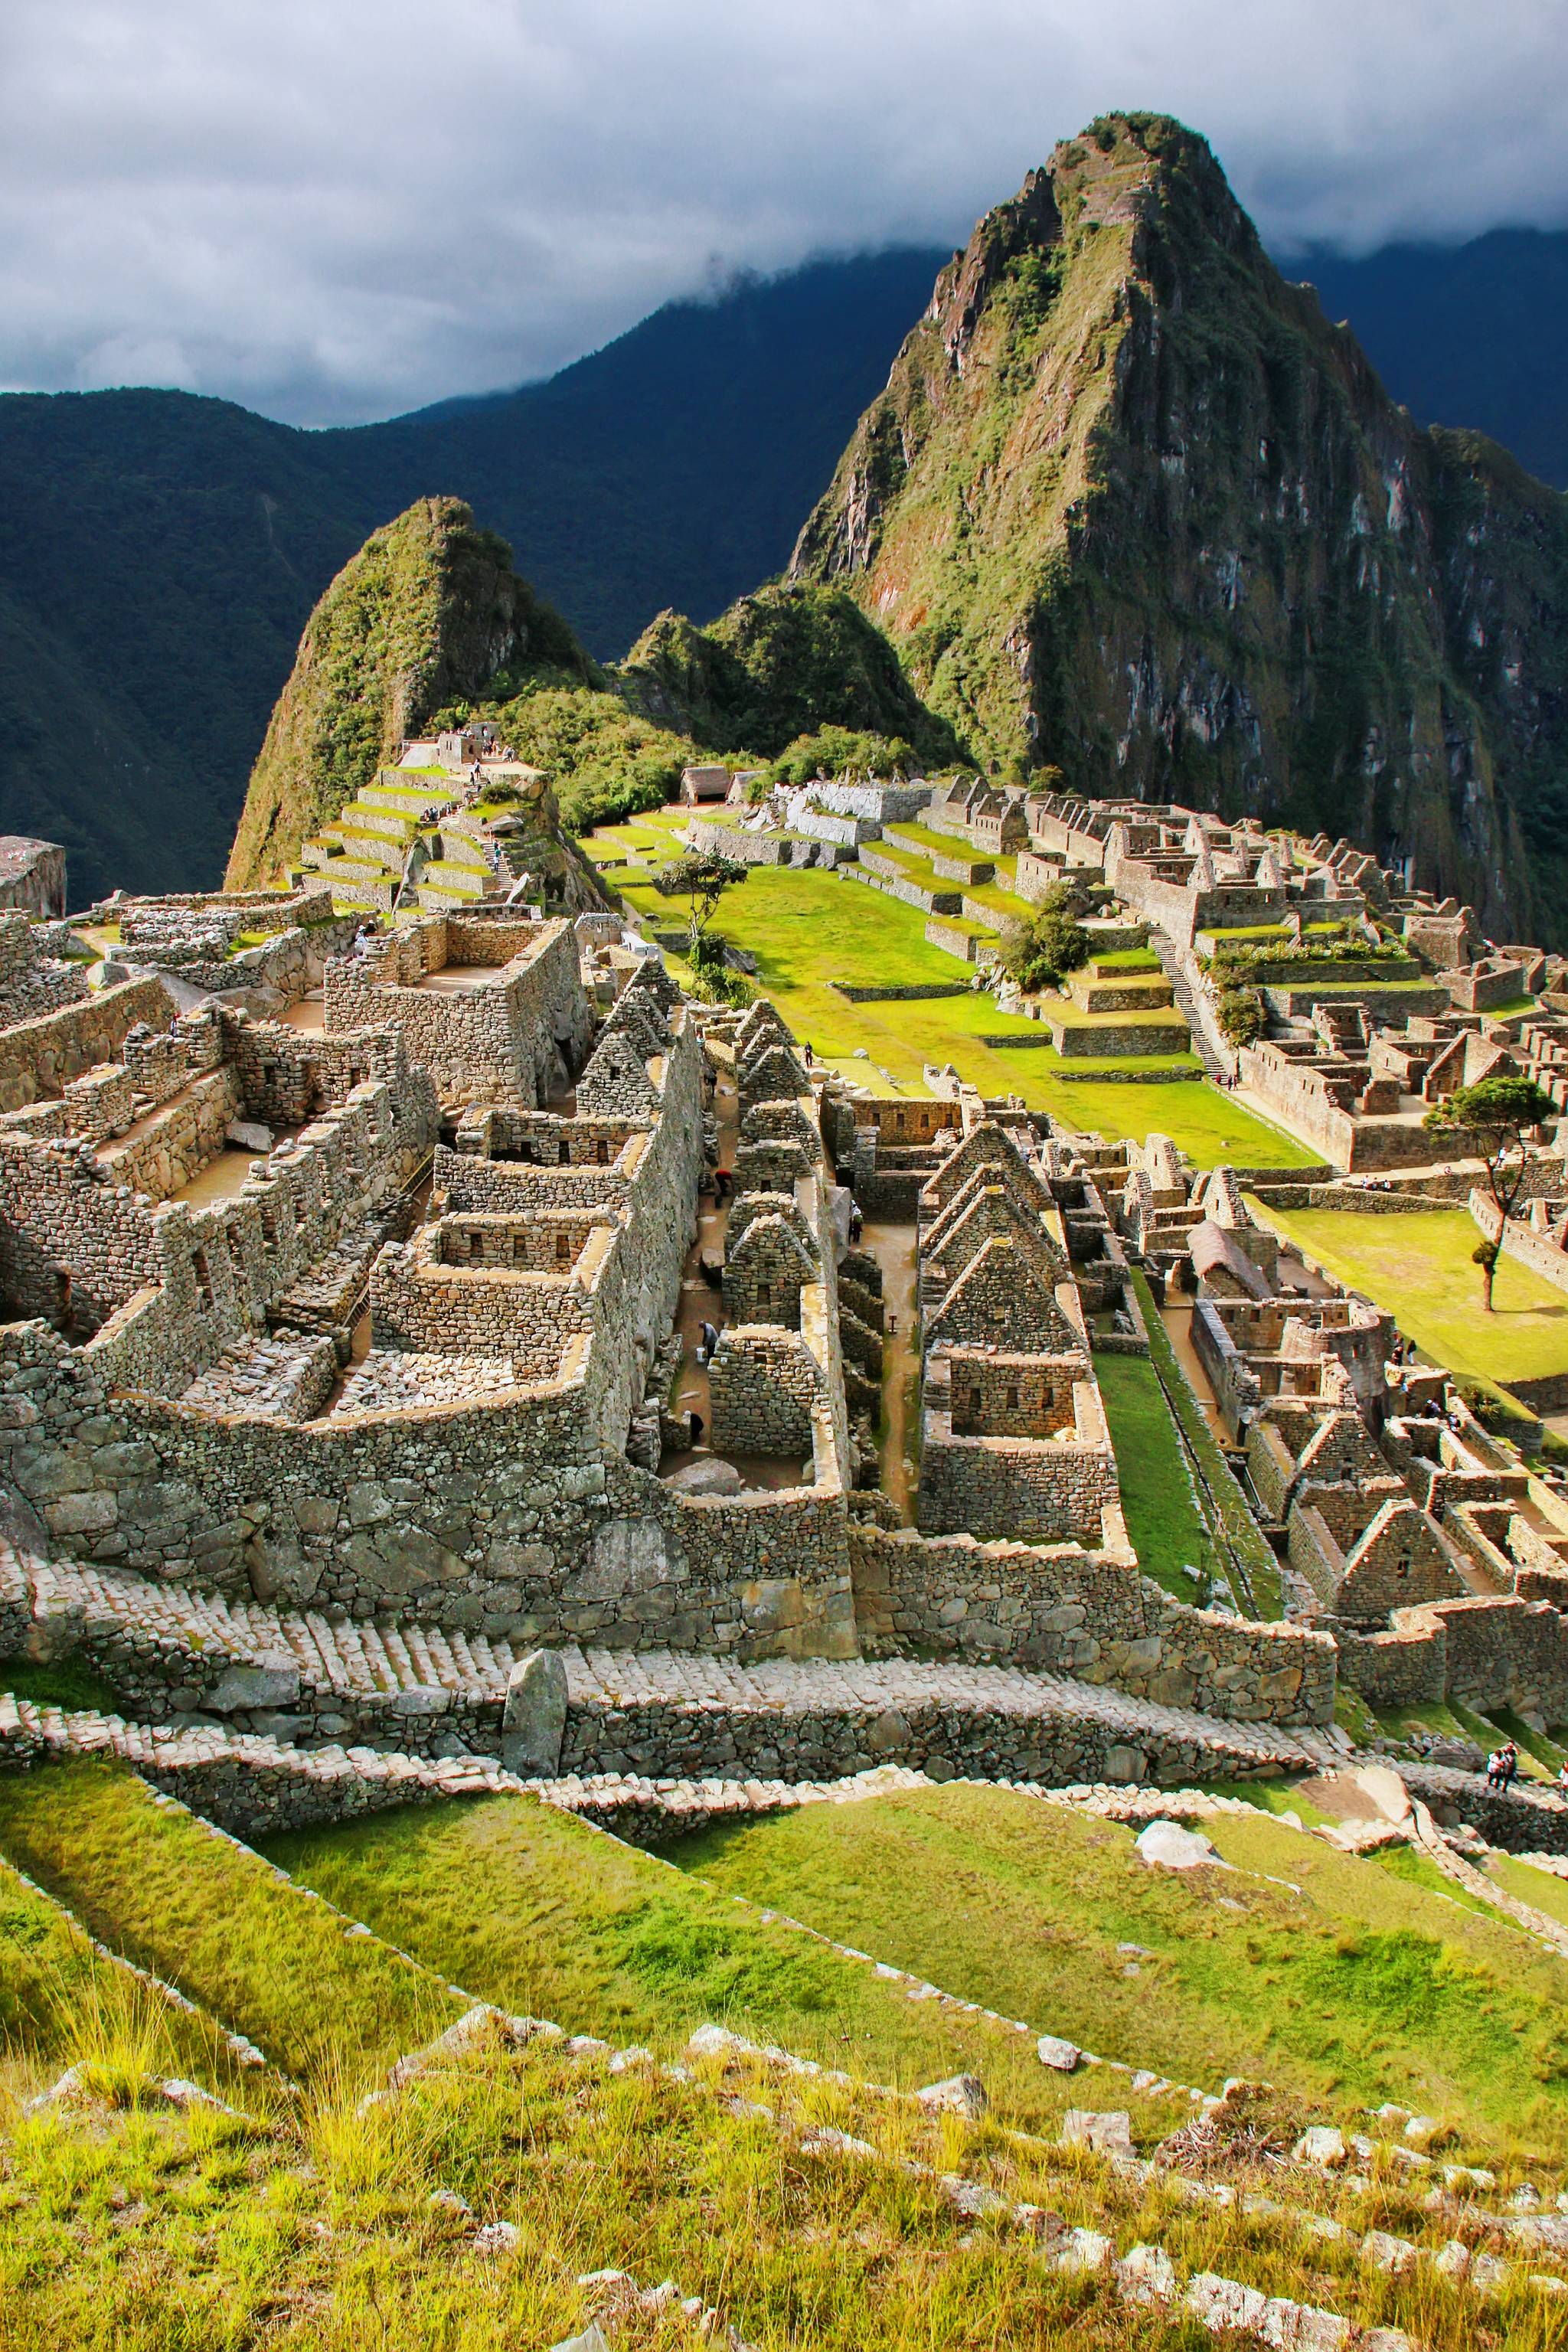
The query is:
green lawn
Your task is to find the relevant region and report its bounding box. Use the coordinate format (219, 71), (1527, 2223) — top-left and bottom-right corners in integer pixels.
(1093, 1351), (1212, 1601)
(1246, 1202), (1568, 1391)
(675, 1781), (1568, 2164)
(1055, 1077), (1318, 1168)
(1132, 1272), (1282, 1615)
(586, 810), (1318, 1170)
(880, 820), (992, 866)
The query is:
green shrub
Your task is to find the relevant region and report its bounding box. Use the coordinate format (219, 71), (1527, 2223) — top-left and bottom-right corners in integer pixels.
(768, 726), (916, 789)
(998, 884), (1090, 991)
(1217, 985), (1267, 1046)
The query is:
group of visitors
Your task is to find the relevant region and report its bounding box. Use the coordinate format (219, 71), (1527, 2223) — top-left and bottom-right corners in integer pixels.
(1485, 1741), (1519, 1791)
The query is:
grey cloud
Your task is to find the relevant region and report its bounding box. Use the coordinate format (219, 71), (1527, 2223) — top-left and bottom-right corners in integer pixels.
(1, 0), (1565, 423)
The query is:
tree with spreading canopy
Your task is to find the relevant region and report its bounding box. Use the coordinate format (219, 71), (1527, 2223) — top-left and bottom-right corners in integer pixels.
(661, 849), (750, 970)
(1423, 1072), (1558, 1310)
(997, 884), (1090, 995)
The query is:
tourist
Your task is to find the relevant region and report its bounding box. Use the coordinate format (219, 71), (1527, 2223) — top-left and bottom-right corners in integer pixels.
(848, 1203), (863, 1244)
(803, 1040), (815, 1066)
(1557, 1761), (1568, 1798)
(714, 1166), (731, 1202)
(697, 1318), (719, 1367)
(1486, 1747), (1505, 1790)
(1501, 1741), (1520, 1789)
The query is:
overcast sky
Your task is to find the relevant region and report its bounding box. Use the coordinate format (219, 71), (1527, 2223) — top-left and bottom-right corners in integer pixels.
(2, 0), (1566, 428)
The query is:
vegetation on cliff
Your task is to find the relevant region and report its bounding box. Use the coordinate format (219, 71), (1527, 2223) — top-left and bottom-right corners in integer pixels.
(791, 113), (1568, 942)
(619, 581), (962, 766)
(225, 497), (592, 888)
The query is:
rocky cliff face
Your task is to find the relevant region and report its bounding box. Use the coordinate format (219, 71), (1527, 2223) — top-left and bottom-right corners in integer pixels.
(791, 115), (1568, 942)
(227, 496), (591, 888)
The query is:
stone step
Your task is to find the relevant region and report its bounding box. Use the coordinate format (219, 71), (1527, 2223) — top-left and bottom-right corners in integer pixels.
(326, 828), (403, 870)
(7, 1549), (1347, 1787)
(362, 782), (459, 814)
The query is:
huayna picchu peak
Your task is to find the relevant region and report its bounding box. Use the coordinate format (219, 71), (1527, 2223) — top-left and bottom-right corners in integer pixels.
(792, 113), (1568, 947)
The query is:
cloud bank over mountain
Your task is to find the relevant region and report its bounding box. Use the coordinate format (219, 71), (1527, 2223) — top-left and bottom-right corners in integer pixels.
(4, 0), (1566, 423)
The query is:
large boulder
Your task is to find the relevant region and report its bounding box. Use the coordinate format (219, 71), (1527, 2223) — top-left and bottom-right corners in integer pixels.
(501, 1648), (570, 1777)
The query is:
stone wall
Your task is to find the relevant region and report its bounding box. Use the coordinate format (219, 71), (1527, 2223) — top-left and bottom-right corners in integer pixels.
(368, 1215), (618, 1377)
(0, 838), (66, 919)
(707, 1325), (820, 1455)
(0, 1317), (858, 1659)
(226, 1016), (439, 1159)
(323, 917), (590, 1106)
(1334, 1592), (1568, 1722)
(1471, 1191), (1568, 1298)
(1050, 1017), (1191, 1059)
(0, 975), (172, 1116)
(850, 1524), (1335, 1725)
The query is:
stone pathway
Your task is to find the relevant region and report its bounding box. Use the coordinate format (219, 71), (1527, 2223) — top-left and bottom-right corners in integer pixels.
(1146, 931), (1228, 1080)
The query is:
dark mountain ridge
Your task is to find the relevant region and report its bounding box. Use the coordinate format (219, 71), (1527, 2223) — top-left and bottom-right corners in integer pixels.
(4, 208), (1568, 900)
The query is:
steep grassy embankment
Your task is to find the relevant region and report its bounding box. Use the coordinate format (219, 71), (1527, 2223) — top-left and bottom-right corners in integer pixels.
(0, 1759), (462, 2081)
(225, 495), (593, 887)
(678, 1781), (1568, 2160)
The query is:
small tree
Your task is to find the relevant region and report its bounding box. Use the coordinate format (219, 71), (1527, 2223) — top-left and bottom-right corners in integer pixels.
(1217, 985), (1266, 1047)
(1423, 1073), (1557, 1311)
(998, 884), (1090, 994)
(662, 850), (748, 968)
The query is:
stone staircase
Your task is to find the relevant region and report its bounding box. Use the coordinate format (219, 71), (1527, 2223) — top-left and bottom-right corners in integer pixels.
(10, 1550), (1348, 1788)
(298, 773), (465, 910)
(1148, 930), (1230, 1080)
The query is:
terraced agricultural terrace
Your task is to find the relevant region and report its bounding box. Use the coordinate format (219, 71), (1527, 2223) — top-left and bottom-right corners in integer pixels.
(11, 750), (1568, 2352)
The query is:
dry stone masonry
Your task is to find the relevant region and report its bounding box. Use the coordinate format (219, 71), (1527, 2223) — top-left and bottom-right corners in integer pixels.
(4, 798), (1568, 1836)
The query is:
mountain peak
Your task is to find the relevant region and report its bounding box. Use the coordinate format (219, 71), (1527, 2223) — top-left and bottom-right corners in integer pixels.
(791, 116), (1568, 940)
(225, 496), (591, 888)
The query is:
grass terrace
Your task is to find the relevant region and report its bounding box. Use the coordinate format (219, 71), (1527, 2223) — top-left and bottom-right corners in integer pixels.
(586, 807), (1318, 1166)
(1093, 1350), (1214, 1601)
(1245, 1202), (1568, 1394)
(675, 1779), (1568, 2163)
(0, 1759), (462, 2083)
(268, 1791), (1084, 2132)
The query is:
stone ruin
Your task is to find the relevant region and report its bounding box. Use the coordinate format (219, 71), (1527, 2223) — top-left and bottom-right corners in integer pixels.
(0, 855), (1356, 1814)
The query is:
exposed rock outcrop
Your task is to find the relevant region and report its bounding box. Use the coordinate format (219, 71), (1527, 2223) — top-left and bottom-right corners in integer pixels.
(791, 113), (1568, 943)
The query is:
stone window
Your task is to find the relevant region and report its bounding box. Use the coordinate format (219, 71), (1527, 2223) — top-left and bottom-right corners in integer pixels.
(1006, 1384), (1020, 1411)
(555, 1231), (571, 1263)
(594, 1138), (609, 1165)
(969, 1384), (982, 1419)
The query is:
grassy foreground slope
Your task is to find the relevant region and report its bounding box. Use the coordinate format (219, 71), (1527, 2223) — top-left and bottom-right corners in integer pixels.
(266, 1791), (1135, 2137)
(0, 1759), (463, 2082)
(677, 1782), (1568, 2163)
(0, 1851), (251, 2107)
(0, 2030), (1403, 2352)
